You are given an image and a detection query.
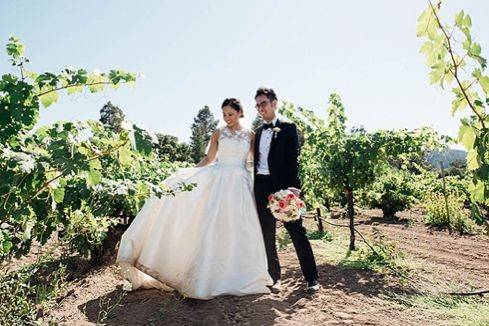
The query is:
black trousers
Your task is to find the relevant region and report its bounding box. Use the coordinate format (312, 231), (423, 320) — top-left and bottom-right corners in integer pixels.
(254, 175), (318, 283)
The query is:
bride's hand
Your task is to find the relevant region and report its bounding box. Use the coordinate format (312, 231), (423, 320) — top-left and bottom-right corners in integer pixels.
(196, 130), (219, 167)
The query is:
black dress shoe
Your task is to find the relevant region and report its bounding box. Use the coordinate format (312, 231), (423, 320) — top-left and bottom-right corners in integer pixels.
(306, 280), (320, 292)
(270, 280), (282, 292)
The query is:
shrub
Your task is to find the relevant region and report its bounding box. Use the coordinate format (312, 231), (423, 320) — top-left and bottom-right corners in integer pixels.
(412, 172), (470, 206)
(361, 169), (416, 217)
(424, 193), (476, 234)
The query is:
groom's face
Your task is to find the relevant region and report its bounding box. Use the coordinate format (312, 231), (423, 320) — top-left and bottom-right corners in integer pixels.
(255, 95), (277, 122)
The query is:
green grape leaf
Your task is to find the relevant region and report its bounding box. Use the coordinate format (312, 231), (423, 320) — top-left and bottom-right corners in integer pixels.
(39, 90), (59, 108)
(466, 149), (479, 170)
(416, 9), (431, 37)
(6, 36), (25, 58)
(420, 41), (434, 56)
(89, 158), (102, 170)
(53, 187), (65, 203)
(462, 14), (472, 28)
(25, 70), (39, 81)
(458, 124), (476, 150)
(429, 64), (445, 84)
(87, 71), (105, 93)
(86, 169), (102, 187)
(469, 180), (485, 202)
(470, 43), (481, 56)
(455, 10), (464, 26)
(480, 75), (489, 94)
(67, 85), (83, 95)
(118, 146), (133, 166)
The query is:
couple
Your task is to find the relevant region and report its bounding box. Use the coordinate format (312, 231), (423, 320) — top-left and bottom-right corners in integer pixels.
(116, 88), (319, 300)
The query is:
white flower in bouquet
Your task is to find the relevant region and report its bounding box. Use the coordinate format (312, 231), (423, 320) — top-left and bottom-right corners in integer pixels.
(267, 189), (306, 222)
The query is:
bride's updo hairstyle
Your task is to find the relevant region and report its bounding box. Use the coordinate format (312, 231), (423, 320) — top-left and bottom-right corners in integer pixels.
(222, 98), (244, 118)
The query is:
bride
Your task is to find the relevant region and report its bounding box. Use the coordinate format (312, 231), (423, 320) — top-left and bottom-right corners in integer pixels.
(116, 98), (273, 299)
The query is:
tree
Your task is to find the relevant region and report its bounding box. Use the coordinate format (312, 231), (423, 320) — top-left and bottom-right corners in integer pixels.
(155, 133), (192, 162)
(189, 106), (218, 163)
(281, 93), (438, 250)
(417, 1), (489, 220)
(100, 101), (125, 133)
(445, 158), (468, 178)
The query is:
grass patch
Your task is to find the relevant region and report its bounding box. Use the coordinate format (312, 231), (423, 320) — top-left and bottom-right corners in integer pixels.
(307, 230), (333, 242)
(277, 228), (292, 251)
(0, 253), (69, 325)
(95, 288), (127, 324)
(277, 227), (333, 252)
(339, 229), (413, 279)
(386, 293), (489, 326)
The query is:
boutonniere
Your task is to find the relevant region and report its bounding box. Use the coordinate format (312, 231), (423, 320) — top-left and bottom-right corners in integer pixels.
(272, 127), (281, 138)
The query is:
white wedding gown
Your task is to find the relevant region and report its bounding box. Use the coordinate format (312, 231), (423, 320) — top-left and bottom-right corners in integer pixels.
(116, 126), (272, 299)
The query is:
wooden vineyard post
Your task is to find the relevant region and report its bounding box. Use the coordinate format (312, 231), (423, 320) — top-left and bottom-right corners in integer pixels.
(440, 161), (451, 229)
(345, 188), (355, 251)
(315, 207), (324, 233)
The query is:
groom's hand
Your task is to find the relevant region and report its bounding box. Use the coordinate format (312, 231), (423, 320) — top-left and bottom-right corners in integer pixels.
(288, 187), (301, 196)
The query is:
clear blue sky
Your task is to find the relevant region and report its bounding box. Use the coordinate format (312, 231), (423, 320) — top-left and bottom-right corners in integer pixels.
(1, 0), (488, 142)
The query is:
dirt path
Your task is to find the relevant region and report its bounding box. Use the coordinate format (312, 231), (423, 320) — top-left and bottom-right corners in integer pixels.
(356, 209), (489, 292)
(48, 246), (439, 326)
(40, 210), (488, 325)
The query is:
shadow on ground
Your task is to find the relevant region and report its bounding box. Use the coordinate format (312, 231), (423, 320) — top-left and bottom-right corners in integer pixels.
(79, 260), (415, 325)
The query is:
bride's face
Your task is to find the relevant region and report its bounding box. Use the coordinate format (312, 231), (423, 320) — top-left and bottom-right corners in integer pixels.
(222, 106), (241, 127)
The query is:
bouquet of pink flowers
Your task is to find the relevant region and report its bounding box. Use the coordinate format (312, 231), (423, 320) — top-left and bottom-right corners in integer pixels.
(267, 189), (306, 222)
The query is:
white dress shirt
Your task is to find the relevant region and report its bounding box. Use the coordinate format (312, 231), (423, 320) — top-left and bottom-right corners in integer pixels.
(256, 117), (278, 175)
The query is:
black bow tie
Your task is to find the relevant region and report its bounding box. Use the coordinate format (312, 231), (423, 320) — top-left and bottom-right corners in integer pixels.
(263, 123), (274, 130)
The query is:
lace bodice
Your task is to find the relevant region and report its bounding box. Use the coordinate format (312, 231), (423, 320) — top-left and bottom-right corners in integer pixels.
(216, 126), (252, 167)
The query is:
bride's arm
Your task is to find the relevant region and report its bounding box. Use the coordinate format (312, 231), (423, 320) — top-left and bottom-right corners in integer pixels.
(246, 131), (255, 173)
(195, 130), (219, 167)
(249, 131), (255, 157)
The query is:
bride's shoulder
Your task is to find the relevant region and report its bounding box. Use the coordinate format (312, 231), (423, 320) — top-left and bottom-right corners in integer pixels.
(244, 128), (255, 142)
(244, 127), (254, 134)
(211, 128), (221, 140)
(241, 127), (254, 137)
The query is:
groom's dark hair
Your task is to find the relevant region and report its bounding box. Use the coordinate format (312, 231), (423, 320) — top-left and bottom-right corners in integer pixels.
(255, 87), (277, 102)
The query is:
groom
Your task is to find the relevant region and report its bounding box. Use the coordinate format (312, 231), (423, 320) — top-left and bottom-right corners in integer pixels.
(253, 87), (319, 292)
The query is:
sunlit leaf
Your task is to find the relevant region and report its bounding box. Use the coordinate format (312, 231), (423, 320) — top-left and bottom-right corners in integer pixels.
(53, 187), (65, 203)
(86, 169), (102, 187)
(480, 76), (489, 94)
(458, 124), (476, 150)
(39, 90), (59, 108)
(466, 149), (479, 170)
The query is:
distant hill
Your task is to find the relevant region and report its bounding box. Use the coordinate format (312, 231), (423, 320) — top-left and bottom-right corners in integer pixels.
(426, 149), (467, 169)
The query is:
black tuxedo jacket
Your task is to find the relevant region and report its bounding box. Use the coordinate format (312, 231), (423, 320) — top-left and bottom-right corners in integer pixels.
(254, 119), (301, 192)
